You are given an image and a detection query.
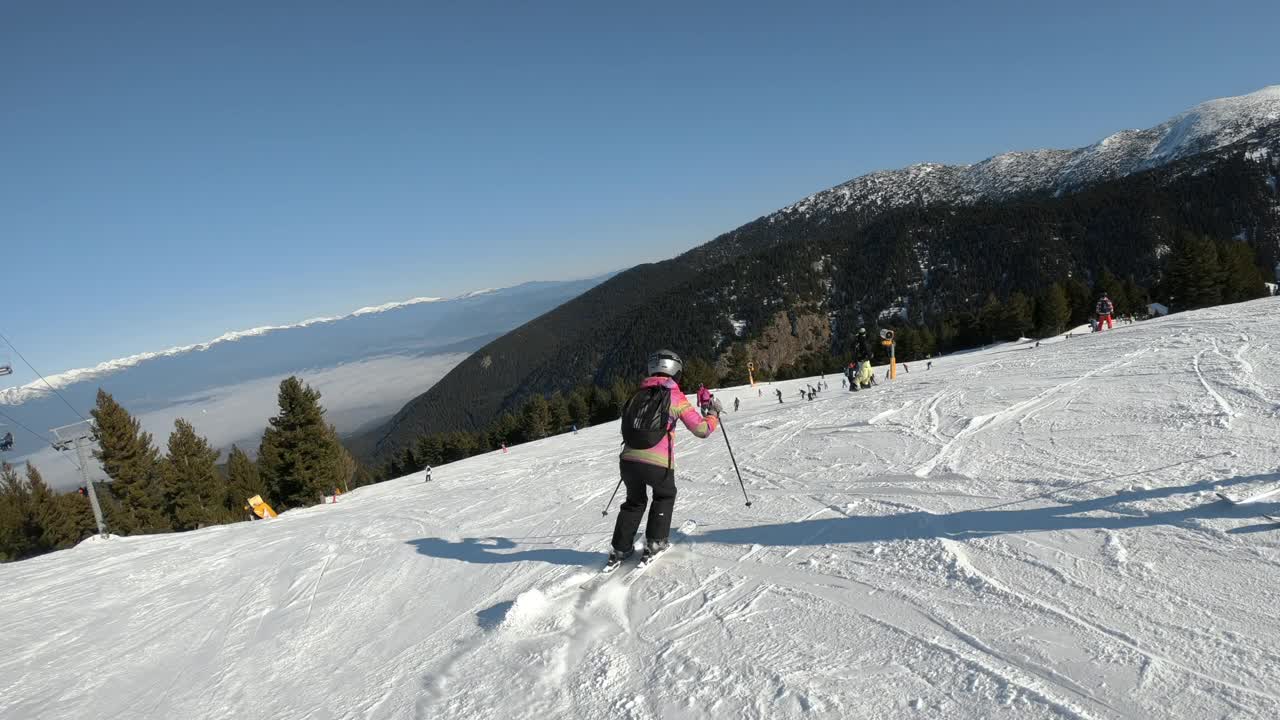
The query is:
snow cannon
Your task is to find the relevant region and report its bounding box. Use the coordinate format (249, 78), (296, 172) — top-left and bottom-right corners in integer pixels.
(247, 495), (278, 519)
(879, 329), (897, 380)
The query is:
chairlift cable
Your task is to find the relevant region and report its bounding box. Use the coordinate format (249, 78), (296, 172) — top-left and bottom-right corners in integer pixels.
(0, 331), (92, 424)
(0, 407), (85, 472)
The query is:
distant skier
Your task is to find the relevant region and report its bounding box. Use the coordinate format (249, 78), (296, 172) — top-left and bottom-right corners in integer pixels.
(1096, 294), (1115, 331)
(501, 442), (508, 454)
(697, 384), (713, 416)
(733, 397), (740, 412)
(572, 424), (578, 435)
(424, 465), (432, 483)
(927, 361), (932, 371)
(757, 388), (762, 397)
(609, 350), (720, 566)
(851, 327), (873, 390)
(841, 377), (847, 389)
(775, 388), (783, 403)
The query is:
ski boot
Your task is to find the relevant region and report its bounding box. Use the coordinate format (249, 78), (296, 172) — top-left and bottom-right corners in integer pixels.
(603, 547), (633, 573)
(641, 539), (670, 562)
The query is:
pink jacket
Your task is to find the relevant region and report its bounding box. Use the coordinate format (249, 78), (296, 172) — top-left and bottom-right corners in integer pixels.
(697, 386), (711, 406)
(621, 376), (719, 469)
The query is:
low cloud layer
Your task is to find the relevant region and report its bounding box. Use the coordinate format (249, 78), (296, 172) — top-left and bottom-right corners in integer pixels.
(15, 353), (466, 490)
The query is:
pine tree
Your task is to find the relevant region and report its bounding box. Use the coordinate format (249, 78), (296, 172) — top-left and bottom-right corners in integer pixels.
(91, 389), (170, 534)
(719, 345), (752, 386)
(0, 463), (31, 560)
(567, 390), (590, 429)
(1000, 292), (1034, 341)
(679, 358), (717, 392)
(398, 446), (421, 477)
(1218, 241), (1268, 303)
(258, 377), (346, 509)
(30, 463), (97, 550)
(1166, 233), (1222, 310)
(1063, 276), (1093, 325)
(24, 463), (57, 552)
(521, 395), (552, 441)
(1036, 283), (1071, 337)
(328, 425), (357, 493)
(415, 434), (444, 467)
(977, 293), (1002, 343)
(225, 445), (266, 518)
(547, 393), (571, 434)
(164, 419), (226, 530)
(609, 377), (635, 420)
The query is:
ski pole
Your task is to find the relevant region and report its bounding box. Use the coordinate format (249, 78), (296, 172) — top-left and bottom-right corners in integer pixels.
(719, 419), (752, 507)
(601, 477), (623, 516)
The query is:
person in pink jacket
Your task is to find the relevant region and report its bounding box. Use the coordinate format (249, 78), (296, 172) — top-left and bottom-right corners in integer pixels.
(696, 384), (713, 416)
(611, 350), (721, 563)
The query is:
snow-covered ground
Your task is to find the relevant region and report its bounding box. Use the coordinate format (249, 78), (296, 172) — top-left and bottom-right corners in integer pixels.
(4, 299), (1280, 720)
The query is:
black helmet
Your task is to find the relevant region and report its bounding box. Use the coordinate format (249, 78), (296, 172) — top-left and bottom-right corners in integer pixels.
(647, 349), (682, 377)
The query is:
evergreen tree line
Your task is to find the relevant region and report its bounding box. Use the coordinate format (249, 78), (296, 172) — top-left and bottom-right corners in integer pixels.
(0, 376), (366, 562)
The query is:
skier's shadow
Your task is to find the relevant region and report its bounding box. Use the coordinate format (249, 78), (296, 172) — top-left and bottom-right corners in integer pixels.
(407, 536), (598, 567)
(700, 474), (1278, 547)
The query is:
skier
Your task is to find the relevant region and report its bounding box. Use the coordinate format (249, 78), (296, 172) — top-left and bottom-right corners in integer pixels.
(851, 328), (873, 390)
(572, 424), (578, 435)
(609, 350), (721, 566)
(733, 397), (740, 412)
(424, 465), (432, 482)
(757, 388), (762, 398)
(775, 388), (783, 403)
(501, 442), (508, 454)
(927, 361), (932, 371)
(697, 384), (713, 416)
(1096, 294), (1115, 331)
(841, 377), (847, 389)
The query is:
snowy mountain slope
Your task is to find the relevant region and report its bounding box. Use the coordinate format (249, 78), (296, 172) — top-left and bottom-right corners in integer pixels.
(4, 298), (1280, 719)
(771, 85), (1280, 225)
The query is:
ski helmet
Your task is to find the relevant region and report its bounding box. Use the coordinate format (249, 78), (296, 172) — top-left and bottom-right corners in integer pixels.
(858, 327), (867, 335)
(647, 349), (683, 377)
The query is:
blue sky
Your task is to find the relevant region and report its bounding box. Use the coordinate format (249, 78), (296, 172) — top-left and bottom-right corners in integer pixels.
(3, 0), (1277, 382)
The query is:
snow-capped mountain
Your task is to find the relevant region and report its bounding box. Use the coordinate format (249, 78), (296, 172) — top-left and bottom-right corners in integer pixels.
(771, 85), (1280, 223)
(1, 278), (604, 488)
(370, 85), (1280, 456)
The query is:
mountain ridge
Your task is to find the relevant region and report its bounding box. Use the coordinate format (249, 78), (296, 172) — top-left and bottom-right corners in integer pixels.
(358, 85), (1280, 464)
(1, 283), (562, 406)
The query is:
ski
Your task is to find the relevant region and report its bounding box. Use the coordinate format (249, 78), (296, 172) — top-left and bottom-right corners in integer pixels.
(579, 555), (633, 590)
(1216, 486), (1280, 505)
(1263, 515), (1280, 525)
(623, 519), (696, 586)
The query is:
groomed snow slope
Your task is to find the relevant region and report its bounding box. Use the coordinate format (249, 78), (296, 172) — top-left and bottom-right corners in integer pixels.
(5, 299), (1280, 720)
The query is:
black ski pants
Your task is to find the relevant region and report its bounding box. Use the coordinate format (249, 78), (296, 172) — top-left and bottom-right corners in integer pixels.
(610, 460), (676, 553)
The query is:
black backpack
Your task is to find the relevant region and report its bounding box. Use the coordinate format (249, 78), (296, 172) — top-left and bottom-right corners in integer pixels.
(621, 386), (672, 450)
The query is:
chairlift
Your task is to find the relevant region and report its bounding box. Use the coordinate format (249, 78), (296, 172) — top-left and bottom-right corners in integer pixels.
(0, 431), (13, 452)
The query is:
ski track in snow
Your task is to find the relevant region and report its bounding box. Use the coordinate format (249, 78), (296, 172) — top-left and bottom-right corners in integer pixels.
(4, 298), (1280, 719)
